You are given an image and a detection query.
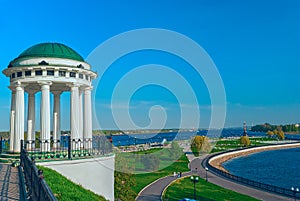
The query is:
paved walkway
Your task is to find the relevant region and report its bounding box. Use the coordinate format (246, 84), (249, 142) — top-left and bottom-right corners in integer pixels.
(135, 154), (205, 201)
(194, 157), (293, 201)
(0, 163), (21, 201)
(136, 171), (193, 201)
(136, 153), (294, 201)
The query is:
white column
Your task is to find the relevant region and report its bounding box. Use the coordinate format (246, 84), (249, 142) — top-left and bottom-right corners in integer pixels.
(9, 90), (16, 152)
(39, 81), (52, 152)
(79, 89), (83, 147)
(14, 83), (25, 152)
(70, 83), (80, 149)
(83, 86), (93, 149)
(27, 91), (36, 150)
(52, 91), (62, 148)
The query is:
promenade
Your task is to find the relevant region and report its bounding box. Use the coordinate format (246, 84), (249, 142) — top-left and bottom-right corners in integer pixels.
(0, 163), (21, 200)
(136, 152), (295, 201)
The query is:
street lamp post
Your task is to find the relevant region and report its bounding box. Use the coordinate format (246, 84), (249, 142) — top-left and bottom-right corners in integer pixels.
(291, 187), (299, 201)
(205, 167), (208, 182)
(190, 176), (199, 200)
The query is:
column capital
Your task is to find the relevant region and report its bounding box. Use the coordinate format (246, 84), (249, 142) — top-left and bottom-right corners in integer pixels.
(67, 82), (81, 88)
(10, 81), (26, 90)
(37, 81), (52, 86)
(25, 86), (39, 95)
(52, 90), (63, 96)
(26, 89), (38, 95)
(8, 86), (16, 92)
(84, 86), (93, 91)
(15, 85), (25, 91)
(79, 86), (91, 94)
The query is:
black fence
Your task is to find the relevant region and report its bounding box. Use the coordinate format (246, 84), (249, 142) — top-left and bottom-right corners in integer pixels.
(206, 152), (300, 199)
(22, 136), (113, 161)
(20, 142), (57, 201)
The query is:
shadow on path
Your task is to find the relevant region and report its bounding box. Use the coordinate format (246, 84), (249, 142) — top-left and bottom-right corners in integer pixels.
(0, 163), (20, 200)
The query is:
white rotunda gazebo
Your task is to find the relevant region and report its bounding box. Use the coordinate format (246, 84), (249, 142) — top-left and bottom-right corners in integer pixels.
(2, 42), (97, 152)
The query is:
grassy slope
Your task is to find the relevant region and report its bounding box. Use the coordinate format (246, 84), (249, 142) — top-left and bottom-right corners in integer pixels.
(132, 153), (190, 195)
(163, 177), (260, 201)
(39, 166), (107, 201)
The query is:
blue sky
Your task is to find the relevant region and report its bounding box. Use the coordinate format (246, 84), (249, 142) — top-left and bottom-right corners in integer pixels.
(0, 0), (300, 130)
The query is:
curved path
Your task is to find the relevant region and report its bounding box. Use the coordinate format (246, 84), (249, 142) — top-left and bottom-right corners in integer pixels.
(136, 154), (294, 201)
(135, 171), (192, 201)
(135, 154), (206, 201)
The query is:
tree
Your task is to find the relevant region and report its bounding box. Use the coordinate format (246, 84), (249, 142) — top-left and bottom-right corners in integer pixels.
(141, 154), (160, 171)
(266, 130), (274, 138)
(190, 136), (211, 156)
(114, 152), (136, 201)
(240, 136), (250, 147)
(277, 130), (285, 140)
(273, 129), (278, 136)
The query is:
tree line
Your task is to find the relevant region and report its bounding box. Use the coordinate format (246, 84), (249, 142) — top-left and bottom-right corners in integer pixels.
(251, 123), (299, 133)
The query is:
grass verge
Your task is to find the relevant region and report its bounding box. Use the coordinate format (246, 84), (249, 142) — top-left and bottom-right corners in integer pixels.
(132, 153), (190, 195)
(211, 137), (275, 153)
(38, 166), (107, 201)
(163, 176), (260, 201)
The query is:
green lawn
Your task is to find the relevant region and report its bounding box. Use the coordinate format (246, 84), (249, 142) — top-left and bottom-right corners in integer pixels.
(132, 154), (190, 194)
(163, 176), (260, 201)
(211, 137), (274, 153)
(38, 166), (106, 201)
(118, 148), (185, 173)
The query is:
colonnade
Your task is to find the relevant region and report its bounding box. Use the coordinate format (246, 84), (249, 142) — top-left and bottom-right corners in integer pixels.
(9, 81), (93, 152)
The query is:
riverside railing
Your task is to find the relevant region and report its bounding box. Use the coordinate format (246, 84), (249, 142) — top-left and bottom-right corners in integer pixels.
(22, 136), (112, 161)
(20, 141), (57, 201)
(206, 151), (300, 199)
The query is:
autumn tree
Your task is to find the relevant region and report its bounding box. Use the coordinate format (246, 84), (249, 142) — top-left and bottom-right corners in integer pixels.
(190, 136), (211, 156)
(266, 130), (274, 138)
(277, 130), (285, 140)
(240, 136), (250, 147)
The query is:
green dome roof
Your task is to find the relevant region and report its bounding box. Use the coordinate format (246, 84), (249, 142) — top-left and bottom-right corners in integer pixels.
(16, 42), (84, 62)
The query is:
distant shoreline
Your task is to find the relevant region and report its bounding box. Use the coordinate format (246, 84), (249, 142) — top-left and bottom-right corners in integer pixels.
(209, 143), (300, 173)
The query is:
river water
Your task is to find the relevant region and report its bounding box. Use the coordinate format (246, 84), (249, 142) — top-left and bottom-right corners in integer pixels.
(110, 128), (265, 146)
(223, 147), (300, 189)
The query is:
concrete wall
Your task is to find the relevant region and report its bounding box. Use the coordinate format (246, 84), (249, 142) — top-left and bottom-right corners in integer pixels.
(39, 155), (115, 201)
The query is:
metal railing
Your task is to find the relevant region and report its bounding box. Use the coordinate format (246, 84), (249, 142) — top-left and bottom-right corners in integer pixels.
(206, 151), (300, 199)
(20, 141), (57, 201)
(23, 136), (113, 161)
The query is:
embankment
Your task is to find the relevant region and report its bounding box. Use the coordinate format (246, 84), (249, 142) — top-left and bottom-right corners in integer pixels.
(209, 143), (300, 172)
